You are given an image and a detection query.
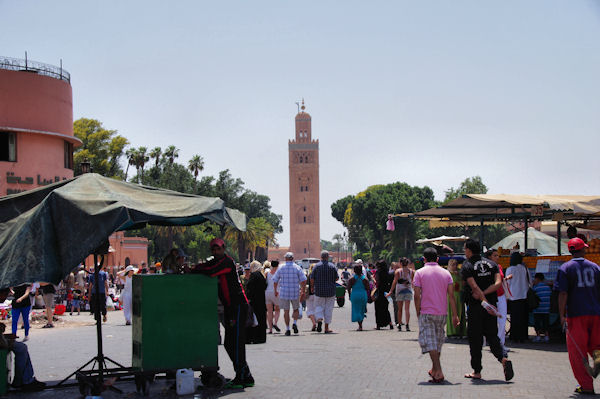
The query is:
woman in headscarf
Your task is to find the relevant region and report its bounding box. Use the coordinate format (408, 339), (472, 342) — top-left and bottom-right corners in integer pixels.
(374, 260), (394, 330)
(446, 259), (466, 337)
(347, 264), (369, 330)
(117, 265), (138, 325)
(245, 260), (267, 344)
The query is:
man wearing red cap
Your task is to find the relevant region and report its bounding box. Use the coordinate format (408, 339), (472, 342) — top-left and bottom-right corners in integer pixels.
(191, 238), (254, 389)
(556, 237), (600, 394)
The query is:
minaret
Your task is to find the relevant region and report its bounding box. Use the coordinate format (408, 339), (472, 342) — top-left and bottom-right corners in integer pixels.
(288, 100), (321, 258)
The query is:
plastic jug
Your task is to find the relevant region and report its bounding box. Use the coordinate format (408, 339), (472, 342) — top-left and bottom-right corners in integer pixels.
(176, 368), (195, 395)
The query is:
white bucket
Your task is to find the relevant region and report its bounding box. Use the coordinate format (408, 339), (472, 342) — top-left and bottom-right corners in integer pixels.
(176, 368), (195, 395)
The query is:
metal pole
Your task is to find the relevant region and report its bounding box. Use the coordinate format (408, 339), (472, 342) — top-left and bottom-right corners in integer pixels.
(479, 219), (484, 254)
(93, 254), (104, 381)
(524, 219), (529, 252)
(557, 221), (562, 256)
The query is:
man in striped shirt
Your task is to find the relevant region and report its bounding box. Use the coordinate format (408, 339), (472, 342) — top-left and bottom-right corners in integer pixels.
(532, 273), (552, 342)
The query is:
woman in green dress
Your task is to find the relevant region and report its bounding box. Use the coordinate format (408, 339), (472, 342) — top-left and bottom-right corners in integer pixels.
(447, 259), (466, 337)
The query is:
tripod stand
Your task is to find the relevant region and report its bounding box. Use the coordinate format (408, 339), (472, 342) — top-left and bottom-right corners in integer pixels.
(55, 245), (132, 395)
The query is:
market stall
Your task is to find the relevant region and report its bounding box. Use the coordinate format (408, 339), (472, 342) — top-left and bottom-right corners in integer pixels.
(0, 173), (247, 395)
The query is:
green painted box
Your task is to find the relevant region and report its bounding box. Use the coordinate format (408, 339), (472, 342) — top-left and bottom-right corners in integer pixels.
(132, 274), (218, 371)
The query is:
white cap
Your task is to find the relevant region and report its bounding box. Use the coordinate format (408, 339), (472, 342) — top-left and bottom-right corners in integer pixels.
(284, 252), (294, 259)
(355, 259), (363, 265)
(124, 265), (138, 273)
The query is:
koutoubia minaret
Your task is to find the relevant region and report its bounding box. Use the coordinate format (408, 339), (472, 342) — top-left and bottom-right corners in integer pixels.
(288, 100), (321, 258)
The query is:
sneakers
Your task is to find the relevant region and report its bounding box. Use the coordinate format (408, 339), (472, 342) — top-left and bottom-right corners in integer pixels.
(285, 330), (291, 336)
(397, 324), (402, 331)
(574, 386), (595, 395)
(316, 321), (322, 333)
(22, 379), (46, 392)
(533, 336), (541, 342)
(405, 324), (410, 332)
(292, 324), (298, 334)
(22, 336), (28, 342)
(42, 324), (53, 329)
(126, 321), (131, 325)
(543, 336), (550, 343)
(503, 360), (514, 381)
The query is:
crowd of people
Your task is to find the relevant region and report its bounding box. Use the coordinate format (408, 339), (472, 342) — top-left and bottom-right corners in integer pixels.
(0, 234), (597, 394)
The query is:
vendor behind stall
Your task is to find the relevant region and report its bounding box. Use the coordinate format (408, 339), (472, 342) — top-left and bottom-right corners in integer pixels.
(189, 238), (254, 389)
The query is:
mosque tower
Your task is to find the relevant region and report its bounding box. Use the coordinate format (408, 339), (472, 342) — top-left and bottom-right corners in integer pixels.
(288, 100), (321, 258)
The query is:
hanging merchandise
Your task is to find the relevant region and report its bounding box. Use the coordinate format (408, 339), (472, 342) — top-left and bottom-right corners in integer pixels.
(386, 215), (395, 231)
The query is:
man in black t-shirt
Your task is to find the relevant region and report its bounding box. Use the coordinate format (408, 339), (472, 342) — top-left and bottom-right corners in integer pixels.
(461, 239), (513, 381)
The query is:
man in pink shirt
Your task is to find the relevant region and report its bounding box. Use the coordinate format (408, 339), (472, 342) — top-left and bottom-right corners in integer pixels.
(414, 247), (459, 383)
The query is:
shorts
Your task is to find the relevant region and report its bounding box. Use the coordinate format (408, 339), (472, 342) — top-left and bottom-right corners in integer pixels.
(43, 293), (55, 308)
(279, 298), (300, 311)
(396, 288), (413, 301)
(534, 313), (549, 332)
(418, 314), (447, 354)
(265, 291), (279, 306)
(71, 299), (80, 308)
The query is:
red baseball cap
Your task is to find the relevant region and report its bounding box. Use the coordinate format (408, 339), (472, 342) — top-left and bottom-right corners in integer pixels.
(209, 238), (225, 248)
(568, 237), (588, 252)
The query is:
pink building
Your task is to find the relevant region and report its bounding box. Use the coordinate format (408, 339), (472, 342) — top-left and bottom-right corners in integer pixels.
(0, 56), (81, 196)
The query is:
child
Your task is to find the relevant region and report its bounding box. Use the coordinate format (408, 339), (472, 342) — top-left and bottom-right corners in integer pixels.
(71, 285), (82, 316)
(532, 273), (552, 342)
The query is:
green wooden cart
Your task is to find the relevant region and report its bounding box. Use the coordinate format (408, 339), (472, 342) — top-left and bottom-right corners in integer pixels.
(130, 274), (223, 394)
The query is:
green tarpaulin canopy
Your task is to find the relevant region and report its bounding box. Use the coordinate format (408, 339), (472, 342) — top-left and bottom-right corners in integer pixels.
(0, 173), (247, 289)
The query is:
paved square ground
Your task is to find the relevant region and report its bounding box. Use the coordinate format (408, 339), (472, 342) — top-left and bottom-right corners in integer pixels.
(4, 300), (598, 398)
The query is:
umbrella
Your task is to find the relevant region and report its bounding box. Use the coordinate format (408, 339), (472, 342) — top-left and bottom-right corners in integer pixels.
(0, 173), (247, 289)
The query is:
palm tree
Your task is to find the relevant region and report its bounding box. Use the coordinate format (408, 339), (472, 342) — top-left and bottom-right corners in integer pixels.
(137, 147), (149, 182)
(124, 147), (136, 181)
(188, 155), (205, 182)
(149, 146), (162, 168)
(225, 217), (274, 262)
(164, 145), (179, 165)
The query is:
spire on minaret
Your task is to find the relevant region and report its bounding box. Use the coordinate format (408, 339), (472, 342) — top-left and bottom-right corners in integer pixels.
(301, 98), (305, 112)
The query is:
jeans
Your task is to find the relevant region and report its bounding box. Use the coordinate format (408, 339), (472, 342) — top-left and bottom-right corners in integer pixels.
(11, 306), (30, 337)
(12, 342), (34, 386)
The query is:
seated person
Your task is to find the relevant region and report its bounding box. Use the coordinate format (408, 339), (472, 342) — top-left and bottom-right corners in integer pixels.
(0, 289), (45, 392)
(0, 323), (45, 391)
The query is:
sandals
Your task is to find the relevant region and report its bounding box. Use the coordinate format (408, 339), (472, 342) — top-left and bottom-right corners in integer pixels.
(428, 377), (444, 384)
(464, 373), (481, 380)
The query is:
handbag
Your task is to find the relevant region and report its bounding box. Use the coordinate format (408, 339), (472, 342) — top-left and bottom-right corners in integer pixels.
(245, 304), (258, 327)
(370, 287), (378, 302)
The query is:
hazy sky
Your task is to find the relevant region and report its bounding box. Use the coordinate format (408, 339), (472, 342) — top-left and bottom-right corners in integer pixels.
(2, 1), (599, 246)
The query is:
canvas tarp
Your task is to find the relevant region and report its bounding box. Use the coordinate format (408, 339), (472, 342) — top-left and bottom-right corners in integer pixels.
(0, 173), (247, 289)
(491, 227), (569, 256)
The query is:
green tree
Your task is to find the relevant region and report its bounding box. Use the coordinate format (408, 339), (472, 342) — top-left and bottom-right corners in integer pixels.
(188, 155), (205, 183)
(225, 217), (275, 262)
(73, 118), (128, 177)
(124, 147), (136, 181)
(443, 176), (487, 203)
(331, 182), (436, 259)
(163, 145), (180, 165)
(149, 147), (162, 168)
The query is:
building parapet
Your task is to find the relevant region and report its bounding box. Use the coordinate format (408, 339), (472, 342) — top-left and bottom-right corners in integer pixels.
(0, 55), (70, 83)
(289, 142), (319, 150)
